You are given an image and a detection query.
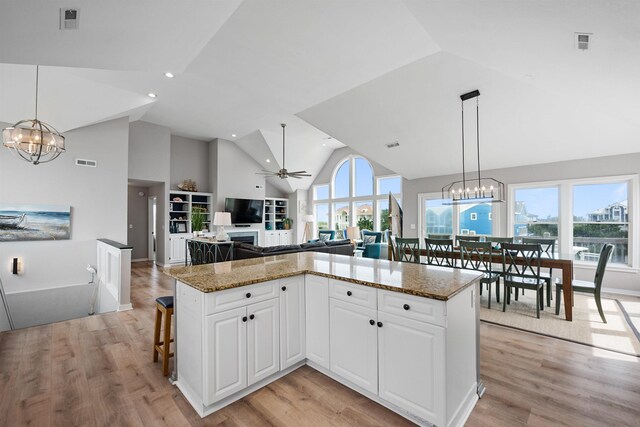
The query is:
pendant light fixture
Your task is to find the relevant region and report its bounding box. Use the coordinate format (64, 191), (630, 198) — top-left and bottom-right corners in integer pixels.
(442, 90), (504, 205)
(2, 65), (66, 165)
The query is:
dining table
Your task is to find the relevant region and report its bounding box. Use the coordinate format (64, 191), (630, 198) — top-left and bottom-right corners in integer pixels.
(413, 247), (575, 321)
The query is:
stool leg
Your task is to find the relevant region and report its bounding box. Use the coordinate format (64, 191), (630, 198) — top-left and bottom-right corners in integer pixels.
(153, 306), (161, 362)
(162, 308), (172, 376)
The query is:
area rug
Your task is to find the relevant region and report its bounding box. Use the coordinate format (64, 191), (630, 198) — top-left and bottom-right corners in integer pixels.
(479, 290), (640, 356)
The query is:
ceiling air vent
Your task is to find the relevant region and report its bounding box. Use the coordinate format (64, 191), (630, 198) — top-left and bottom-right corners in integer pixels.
(60, 9), (79, 30)
(386, 141), (400, 149)
(575, 33), (592, 51)
(75, 158), (97, 168)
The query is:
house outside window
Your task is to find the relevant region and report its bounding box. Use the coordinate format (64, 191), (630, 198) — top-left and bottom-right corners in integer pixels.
(419, 194), (496, 239)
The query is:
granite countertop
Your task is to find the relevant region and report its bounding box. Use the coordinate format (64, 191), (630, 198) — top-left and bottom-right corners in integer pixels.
(164, 252), (482, 301)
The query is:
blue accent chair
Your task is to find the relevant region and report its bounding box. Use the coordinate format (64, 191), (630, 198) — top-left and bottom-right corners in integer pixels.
(312, 229), (335, 242)
(361, 230), (384, 259)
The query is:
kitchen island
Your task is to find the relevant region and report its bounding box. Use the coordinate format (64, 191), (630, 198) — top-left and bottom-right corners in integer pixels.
(165, 252), (483, 427)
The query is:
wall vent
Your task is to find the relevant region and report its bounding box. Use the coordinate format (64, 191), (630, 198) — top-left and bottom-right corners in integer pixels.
(386, 141), (400, 148)
(60, 9), (79, 30)
(575, 33), (592, 50)
(75, 158), (97, 168)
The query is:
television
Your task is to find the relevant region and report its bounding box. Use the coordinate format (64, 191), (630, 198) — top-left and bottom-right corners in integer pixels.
(224, 198), (264, 224)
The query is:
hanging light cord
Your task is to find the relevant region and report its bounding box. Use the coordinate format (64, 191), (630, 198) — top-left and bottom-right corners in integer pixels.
(34, 65), (39, 120)
(476, 96), (481, 187)
(281, 123), (286, 169)
(461, 99), (466, 189)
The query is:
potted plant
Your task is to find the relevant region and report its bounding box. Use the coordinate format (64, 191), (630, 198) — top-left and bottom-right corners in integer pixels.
(191, 207), (206, 237)
(283, 217), (293, 230)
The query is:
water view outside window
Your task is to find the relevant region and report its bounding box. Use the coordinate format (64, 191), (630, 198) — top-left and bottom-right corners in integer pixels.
(460, 202), (492, 235)
(424, 199), (453, 235)
(573, 182), (628, 264)
(354, 157), (373, 197)
(334, 161), (350, 199)
(513, 187), (559, 239)
(354, 201), (373, 230)
(315, 203), (329, 231)
(314, 185), (329, 201)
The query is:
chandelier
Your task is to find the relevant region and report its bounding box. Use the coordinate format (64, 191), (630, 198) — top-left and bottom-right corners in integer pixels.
(2, 66), (65, 165)
(442, 90), (504, 205)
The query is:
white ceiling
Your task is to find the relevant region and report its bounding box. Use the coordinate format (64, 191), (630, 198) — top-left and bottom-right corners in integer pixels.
(1, 1), (639, 189)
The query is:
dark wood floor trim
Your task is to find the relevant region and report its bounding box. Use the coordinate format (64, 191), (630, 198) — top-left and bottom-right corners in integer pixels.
(480, 319), (640, 358)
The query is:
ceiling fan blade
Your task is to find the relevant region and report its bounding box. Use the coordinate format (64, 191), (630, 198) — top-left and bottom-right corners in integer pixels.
(289, 173), (312, 177)
(287, 170), (308, 175)
(288, 174), (302, 179)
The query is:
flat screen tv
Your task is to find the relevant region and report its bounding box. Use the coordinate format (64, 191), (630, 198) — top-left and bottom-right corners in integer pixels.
(225, 198), (264, 224)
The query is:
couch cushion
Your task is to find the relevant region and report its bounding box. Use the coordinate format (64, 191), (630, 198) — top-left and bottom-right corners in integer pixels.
(325, 239), (351, 246)
(236, 242), (264, 253)
(263, 244), (302, 253)
(301, 241), (326, 249)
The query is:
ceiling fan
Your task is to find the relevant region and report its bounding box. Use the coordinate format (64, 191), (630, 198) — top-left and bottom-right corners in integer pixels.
(258, 123), (311, 179)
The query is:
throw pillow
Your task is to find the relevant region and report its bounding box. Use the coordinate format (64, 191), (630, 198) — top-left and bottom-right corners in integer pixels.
(364, 235), (377, 245)
(319, 233), (331, 242)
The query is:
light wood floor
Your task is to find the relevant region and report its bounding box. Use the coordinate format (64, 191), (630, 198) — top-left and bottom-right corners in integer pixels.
(0, 261), (639, 426)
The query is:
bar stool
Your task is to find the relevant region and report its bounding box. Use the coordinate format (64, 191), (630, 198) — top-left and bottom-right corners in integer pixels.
(153, 296), (174, 376)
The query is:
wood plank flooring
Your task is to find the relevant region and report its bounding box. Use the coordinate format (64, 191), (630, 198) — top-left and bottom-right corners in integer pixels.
(0, 261), (639, 426)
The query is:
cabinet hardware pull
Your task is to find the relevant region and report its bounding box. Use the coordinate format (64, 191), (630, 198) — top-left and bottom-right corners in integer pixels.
(242, 316), (247, 322)
(249, 314), (255, 320)
(281, 286), (287, 291)
(377, 321), (383, 328)
(369, 319), (375, 325)
(403, 304), (410, 310)
(347, 291), (352, 296)
(246, 292), (251, 298)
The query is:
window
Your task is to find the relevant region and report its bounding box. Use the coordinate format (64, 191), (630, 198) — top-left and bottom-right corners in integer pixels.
(312, 156), (402, 235)
(420, 195), (496, 239)
(573, 182), (628, 265)
(509, 176), (636, 267)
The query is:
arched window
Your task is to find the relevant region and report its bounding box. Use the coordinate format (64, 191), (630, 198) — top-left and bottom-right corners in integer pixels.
(313, 155), (401, 236)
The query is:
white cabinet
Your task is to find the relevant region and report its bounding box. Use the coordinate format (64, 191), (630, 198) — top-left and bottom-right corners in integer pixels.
(205, 307), (247, 405)
(279, 276), (306, 369)
(329, 299), (378, 394)
(377, 311), (445, 424)
(247, 299), (280, 386)
(305, 275), (330, 369)
(169, 233), (189, 263)
(265, 230), (293, 247)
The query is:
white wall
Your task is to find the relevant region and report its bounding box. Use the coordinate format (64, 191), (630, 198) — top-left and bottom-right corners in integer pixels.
(127, 185), (148, 260)
(265, 181), (287, 198)
(0, 117), (129, 327)
(402, 152), (640, 295)
(128, 121), (171, 182)
(170, 135), (210, 192)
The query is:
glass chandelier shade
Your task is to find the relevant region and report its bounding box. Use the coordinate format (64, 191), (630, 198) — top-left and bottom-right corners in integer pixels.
(2, 66), (65, 165)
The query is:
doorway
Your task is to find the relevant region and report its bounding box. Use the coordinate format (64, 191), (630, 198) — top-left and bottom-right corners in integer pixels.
(148, 196), (157, 263)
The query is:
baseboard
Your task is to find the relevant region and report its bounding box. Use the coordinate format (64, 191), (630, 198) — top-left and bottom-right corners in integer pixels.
(117, 303), (133, 311)
(131, 258), (149, 263)
(602, 287), (640, 298)
(447, 383), (478, 427)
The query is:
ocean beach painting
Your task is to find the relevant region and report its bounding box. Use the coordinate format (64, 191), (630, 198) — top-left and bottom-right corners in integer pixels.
(0, 204), (71, 241)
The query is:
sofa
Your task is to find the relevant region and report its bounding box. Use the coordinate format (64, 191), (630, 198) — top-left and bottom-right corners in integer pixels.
(234, 239), (354, 260)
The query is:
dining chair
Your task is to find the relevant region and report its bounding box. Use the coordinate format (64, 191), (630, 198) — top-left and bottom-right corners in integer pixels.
(427, 233), (452, 240)
(501, 243), (545, 318)
(456, 235), (482, 246)
(555, 243), (614, 323)
(487, 236), (514, 249)
(459, 241), (501, 308)
(425, 238), (456, 268)
(395, 237), (420, 263)
(522, 237), (556, 306)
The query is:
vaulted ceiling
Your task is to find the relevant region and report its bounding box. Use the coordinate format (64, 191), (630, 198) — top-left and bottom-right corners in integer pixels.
(1, 1), (639, 191)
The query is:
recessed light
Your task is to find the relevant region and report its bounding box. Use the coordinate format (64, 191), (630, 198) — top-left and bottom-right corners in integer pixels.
(164, 72), (174, 78)
(266, 159), (271, 163)
(322, 143), (326, 146)
(231, 134), (237, 138)
(147, 93), (157, 98)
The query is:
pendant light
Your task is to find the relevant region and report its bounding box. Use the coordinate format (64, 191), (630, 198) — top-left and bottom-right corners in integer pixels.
(442, 90), (504, 205)
(2, 66), (66, 165)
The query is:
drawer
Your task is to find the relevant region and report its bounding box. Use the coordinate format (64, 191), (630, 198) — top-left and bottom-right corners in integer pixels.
(205, 280), (278, 315)
(329, 279), (376, 309)
(377, 289), (446, 327)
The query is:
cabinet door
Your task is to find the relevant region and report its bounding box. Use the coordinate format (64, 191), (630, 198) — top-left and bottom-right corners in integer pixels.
(305, 275), (330, 369)
(169, 235), (186, 262)
(265, 231), (276, 247)
(204, 306), (247, 405)
(247, 298), (280, 386)
(282, 231), (293, 245)
(329, 299), (378, 394)
(378, 311), (445, 425)
(280, 277), (305, 369)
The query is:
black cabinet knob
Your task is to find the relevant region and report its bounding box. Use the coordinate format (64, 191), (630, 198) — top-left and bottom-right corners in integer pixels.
(249, 314), (255, 320)
(347, 291), (352, 296)
(281, 286), (287, 291)
(369, 319), (375, 325)
(242, 316), (247, 322)
(403, 304), (410, 311)
(377, 322), (383, 328)
(246, 292), (251, 298)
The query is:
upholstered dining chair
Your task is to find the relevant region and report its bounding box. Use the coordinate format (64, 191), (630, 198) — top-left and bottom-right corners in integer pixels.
(425, 238), (456, 268)
(459, 241), (501, 308)
(555, 243), (614, 323)
(395, 237), (420, 263)
(501, 242), (545, 318)
(522, 237), (556, 306)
